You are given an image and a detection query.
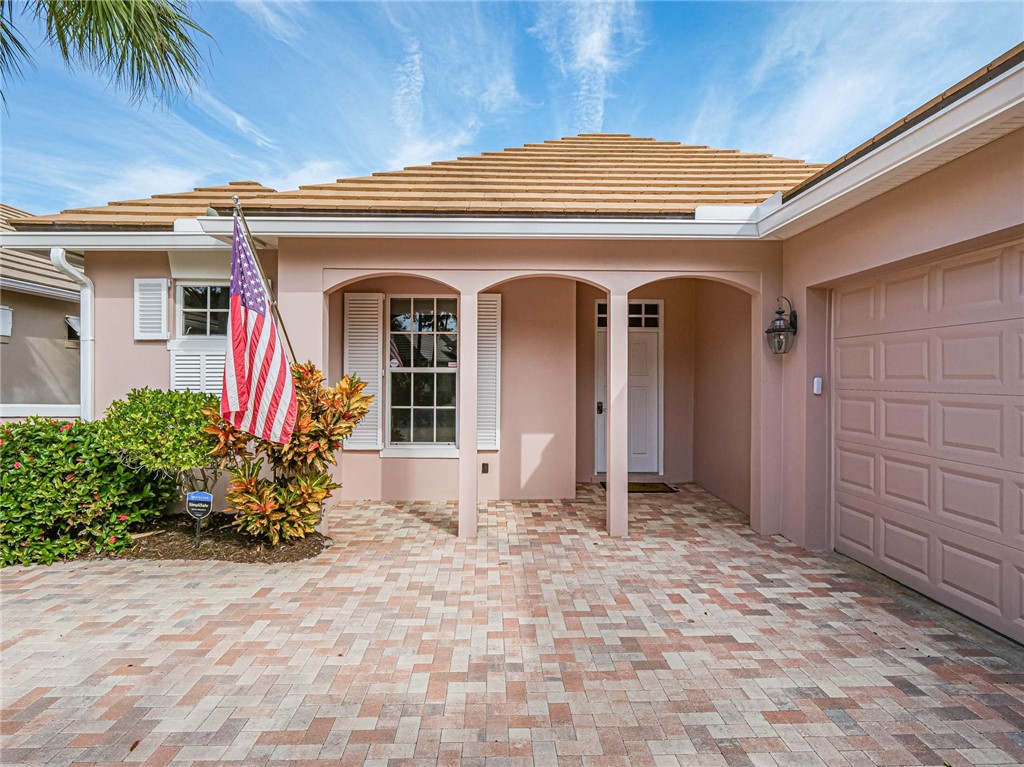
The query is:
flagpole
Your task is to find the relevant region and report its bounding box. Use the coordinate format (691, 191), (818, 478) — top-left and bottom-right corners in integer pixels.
(231, 195), (298, 363)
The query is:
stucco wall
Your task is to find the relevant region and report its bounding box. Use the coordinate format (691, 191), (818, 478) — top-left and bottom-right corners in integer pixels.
(331, 275), (577, 501)
(780, 127), (1024, 550)
(0, 291), (79, 405)
(88, 249), (278, 415)
(90, 251), (172, 414)
(693, 281), (752, 513)
(636, 280), (696, 483)
(497, 277), (576, 500)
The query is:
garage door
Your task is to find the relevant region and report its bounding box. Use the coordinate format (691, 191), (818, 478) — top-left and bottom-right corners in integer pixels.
(832, 240), (1024, 642)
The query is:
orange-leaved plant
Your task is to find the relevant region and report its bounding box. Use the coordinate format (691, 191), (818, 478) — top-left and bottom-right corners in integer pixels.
(203, 362), (373, 546)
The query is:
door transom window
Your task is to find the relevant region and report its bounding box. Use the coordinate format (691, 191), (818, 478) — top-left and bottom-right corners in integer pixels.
(596, 301), (660, 328)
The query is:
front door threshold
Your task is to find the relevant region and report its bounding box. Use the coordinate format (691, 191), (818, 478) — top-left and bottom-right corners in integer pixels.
(593, 473), (670, 482)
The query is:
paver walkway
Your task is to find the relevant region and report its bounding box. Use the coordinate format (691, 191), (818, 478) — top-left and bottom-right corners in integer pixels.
(2, 484), (1022, 767)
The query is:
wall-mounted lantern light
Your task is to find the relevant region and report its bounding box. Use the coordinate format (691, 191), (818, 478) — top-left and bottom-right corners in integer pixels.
(765, 296), (797, 354)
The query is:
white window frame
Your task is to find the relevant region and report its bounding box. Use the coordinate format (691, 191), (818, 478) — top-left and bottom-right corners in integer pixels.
(175, 280), (230, 340)
(383, 294), (460, 453)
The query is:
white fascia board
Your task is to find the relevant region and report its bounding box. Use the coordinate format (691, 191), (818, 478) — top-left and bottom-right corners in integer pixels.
(0, 277), (79, 302)
(0, 230), (228, 254)
(194, 215), (761, 240)
(759, 62), (1024, 238)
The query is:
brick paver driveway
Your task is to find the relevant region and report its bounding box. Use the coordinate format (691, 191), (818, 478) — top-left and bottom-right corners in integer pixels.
(2, 485), (1022, 767)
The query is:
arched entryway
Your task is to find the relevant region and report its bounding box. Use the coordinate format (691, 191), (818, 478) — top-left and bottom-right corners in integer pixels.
(319, 265), (777, 540)
(596, 277), (752, 518)
(324, 272), (464, 504)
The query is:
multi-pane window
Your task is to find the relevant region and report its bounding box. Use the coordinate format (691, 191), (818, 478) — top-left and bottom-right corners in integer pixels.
(179, 284), (229, 336)
(388, 297), (458, 445)
(596, 302), (660, 328)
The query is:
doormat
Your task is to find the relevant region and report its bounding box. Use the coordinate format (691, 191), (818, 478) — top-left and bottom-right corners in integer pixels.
(600, 482), (678, 493)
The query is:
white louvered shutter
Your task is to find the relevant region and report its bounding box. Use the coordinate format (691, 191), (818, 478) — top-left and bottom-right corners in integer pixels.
(170, 350), (202, 391)
(170, 349), (226, 394)
(202, 351), (226, 392)
(477, 294), (501, 450)
(134, 278), (169, 339)
(344, 293), (383, 450)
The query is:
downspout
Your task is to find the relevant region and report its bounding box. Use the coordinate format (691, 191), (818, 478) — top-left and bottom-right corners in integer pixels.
(49, 248), (93, 420)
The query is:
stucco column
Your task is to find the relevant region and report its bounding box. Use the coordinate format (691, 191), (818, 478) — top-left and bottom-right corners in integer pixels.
(750, 288), (783, 537)
(458, 289), (479, 539)
(606, 291), (629, 537)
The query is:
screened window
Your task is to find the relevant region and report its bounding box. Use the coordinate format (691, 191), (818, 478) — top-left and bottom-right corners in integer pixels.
(387, 297), (458, 445)
(179, 284), (229, 336)
(596, 301), (660, 328)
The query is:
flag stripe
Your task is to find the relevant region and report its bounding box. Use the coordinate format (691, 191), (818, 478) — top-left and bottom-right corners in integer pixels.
(221, 215), (297, 444)
(249, 329), (281, 436)
(239, 314), (271, 433)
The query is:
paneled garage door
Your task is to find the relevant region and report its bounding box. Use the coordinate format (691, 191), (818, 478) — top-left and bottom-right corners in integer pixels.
(832, 240), (1024, 642)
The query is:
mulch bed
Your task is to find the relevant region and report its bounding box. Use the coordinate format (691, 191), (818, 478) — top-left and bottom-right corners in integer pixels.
(86, 514), (331, 564)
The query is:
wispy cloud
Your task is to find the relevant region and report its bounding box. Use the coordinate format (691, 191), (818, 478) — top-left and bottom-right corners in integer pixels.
(263, 159), (353, 192)
(233, 0), (308, 46)
(87, 164), (208, 206)
(681, 3), (1011, 162)
(194, 92), (275, 149)
(3, 1), (1017, 215)
(531, 1), (643, 134)
(479, 69), (522, 114)
(392, 39), (425, 142)
(387, 36), (476, 169)
(5, 147), (208, 212)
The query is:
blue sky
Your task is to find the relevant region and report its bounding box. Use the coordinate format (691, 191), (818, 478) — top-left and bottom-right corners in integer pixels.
(2, 1), (1021, 215)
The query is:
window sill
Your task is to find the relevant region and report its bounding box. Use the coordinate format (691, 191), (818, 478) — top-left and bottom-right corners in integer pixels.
(0, 403), (81, 418)
(380, 446), (459, 459)
(166, 337), (228, 351)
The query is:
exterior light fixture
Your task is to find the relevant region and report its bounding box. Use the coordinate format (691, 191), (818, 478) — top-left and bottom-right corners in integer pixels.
(765, 296), (797, 354)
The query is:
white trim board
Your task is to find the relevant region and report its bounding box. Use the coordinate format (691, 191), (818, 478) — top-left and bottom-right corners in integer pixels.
(0, 403), (80, 418)
(0, 277), (79, 302)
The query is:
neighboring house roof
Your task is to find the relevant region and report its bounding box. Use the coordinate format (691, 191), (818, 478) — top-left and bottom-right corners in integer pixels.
(12, 181), (277, 231)
(0, 204), (80, 299)
(786, 41), (1024, 200)
(11, 137), (824, 230)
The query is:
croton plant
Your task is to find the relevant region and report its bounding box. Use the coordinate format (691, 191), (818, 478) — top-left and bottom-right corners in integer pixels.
(203, 362), (373, 545)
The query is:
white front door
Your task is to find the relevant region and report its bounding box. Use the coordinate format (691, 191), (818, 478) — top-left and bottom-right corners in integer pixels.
(595, 328), (661, 474)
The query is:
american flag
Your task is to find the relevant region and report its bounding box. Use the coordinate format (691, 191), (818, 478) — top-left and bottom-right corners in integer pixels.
(221, 215), (297, 444)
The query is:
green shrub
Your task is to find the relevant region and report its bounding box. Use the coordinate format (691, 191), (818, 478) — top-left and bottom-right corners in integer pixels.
(99, 387), (221, 493)
(0, 418), (176, 566)
(205, 362), (372, 545)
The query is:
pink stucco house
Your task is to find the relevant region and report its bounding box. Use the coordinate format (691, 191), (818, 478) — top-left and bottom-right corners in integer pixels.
(4, 44), (1022, 641)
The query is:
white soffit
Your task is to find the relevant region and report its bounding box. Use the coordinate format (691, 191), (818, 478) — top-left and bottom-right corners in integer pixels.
(194, 215), (762, 241)
(0, 230), (228, 254)
(167, 250), (230, 279)
(759, 63), (1024, 238)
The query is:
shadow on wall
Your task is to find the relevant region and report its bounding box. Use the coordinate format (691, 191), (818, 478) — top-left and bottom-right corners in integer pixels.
(692, 281), (751, 515)
(23, 340), (73, 403)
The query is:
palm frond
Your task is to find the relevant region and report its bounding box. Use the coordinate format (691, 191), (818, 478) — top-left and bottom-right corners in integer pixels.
(0, 0), (33, 106)
(37, 0), (210, 104)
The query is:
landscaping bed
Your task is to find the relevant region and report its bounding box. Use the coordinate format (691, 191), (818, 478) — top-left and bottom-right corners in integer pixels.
(83, 514), (331, 564)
